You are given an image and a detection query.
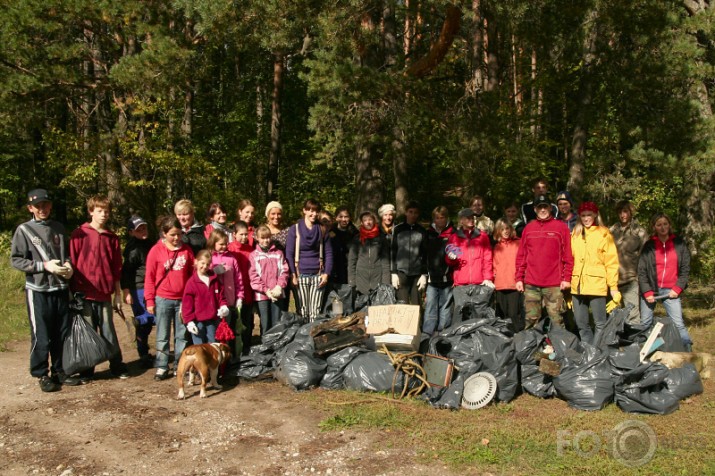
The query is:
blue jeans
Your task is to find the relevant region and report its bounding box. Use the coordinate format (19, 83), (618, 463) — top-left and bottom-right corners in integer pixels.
(423, 285), (453, 334)
(190, 318), (219, 345)
(640, 289), (692, 347)
(572, 295), (607, 345)
(257, 299), (285, 337)
(154, 297), (188, 371)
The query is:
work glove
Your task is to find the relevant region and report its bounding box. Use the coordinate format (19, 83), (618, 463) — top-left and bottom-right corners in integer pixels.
(44, 259), (64, 275)
(235, 299), (243, 313)
(271, 285), (283, 298)
(56, 262), (73, 279)
(391, 273), (400, 290)
(606, 291), (622, 313)
(564, 294), (573, 310)
(480, 279), (495, 290)
(217, 305), (230, 318)
(186, 321), (199, 335)
(417, 275), (428, 292)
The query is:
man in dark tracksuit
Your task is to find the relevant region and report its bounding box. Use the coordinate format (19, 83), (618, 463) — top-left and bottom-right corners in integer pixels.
(391, 201), (428, 305)
(11, 189), (79, 392)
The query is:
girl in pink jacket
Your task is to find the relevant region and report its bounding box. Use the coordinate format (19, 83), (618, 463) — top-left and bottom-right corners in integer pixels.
(249, 225), (289, 337)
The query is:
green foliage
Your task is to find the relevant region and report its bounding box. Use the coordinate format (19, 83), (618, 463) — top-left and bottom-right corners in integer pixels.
(0, 250), (30, 351)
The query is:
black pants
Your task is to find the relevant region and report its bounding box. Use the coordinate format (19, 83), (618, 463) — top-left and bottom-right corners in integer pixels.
(396, 272), (421, 305)
(26, 289), (70, 378)
(495, 289), (525, 332)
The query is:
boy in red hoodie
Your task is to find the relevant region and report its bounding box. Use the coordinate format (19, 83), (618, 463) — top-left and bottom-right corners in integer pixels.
(70, 195), (128, 380)
(182, 250), (229, 344)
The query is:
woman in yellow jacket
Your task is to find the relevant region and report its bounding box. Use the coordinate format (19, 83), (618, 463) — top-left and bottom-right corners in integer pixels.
(570, 202), (621, 345)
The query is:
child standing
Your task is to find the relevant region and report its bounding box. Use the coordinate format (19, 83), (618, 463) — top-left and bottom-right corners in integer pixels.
(208, 229), (244, 354)
(228, 221), (255, 354)
(144, 216), (195, 381)
(70, 195), (129, 381)
(182, 250), (229, 344)
(492, 219), (524, 332)
(250, 225), (289, 336)
(120, 215), (155, 368)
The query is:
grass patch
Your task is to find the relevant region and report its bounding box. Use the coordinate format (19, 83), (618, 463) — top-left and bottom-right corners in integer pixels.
(0, 252), (29, 350)
(319, 395), (413, 431)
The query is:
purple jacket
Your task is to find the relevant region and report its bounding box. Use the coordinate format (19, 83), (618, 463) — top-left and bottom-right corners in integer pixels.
(286, 220), (333, 276)
(249, 245), (290, 302)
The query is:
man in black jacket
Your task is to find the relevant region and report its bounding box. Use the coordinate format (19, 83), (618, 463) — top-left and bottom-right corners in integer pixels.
(391, 201), (428, 305)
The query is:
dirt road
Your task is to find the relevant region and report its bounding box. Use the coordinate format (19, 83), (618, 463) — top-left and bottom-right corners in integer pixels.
(0, 314), (456, 476)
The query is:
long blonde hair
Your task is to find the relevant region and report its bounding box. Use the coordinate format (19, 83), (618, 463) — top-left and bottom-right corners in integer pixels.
(572, 213), (605, 238)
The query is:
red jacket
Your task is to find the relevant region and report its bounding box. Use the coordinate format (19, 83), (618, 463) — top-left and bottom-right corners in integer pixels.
(228, 241), (255, 305)
(515, 217), (573, 287)
(493, 238), (520, 291)
(144, 240), (194, 308)
(445, 228), (493, 286)
(652, 235), (680, 295)
(70, 223), (122, 302)
(181, 271), (227, 323)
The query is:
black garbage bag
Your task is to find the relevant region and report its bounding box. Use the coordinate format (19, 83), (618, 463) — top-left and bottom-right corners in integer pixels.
(615, 363), (680, 414)
(320, 346), (369, 389)
(63, 313), (117, 376)
(238, 312), (303, 379)
(548, 326), (585, 368)
(513, 328), (545, 364)
(607, 344), (642, 379)
(520, 364), (556, 398)
(343, 351), (403, 392)
(274, 342), (328, 390)
(370, 284), (396, 306)
(664, 364), (704, 400)
(593, 306), (629, 349)
(354, 293), (369, 313)
(553, 343), (614, 411)
(321, 284), (355, 316)
(655, 317), (686, 352)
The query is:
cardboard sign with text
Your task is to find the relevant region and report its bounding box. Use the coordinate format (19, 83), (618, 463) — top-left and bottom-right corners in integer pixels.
(366, 304), (420, 336)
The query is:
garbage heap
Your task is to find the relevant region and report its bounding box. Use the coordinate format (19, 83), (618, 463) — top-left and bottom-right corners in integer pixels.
(238, 297), (704, 414)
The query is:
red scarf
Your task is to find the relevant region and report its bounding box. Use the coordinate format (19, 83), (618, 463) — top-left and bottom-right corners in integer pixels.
(360, 225), (380, 244)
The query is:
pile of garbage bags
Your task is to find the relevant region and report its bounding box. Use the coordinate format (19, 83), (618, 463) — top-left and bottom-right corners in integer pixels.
(238, 304), (703, 414)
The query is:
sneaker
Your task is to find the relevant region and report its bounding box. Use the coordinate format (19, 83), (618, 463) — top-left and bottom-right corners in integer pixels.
(39, 376), (61, 393)
(78, 376), (92, 385)
(57, 373), (81, 386)
(113, 371), (130, 380)
(154, 369), (170, 381)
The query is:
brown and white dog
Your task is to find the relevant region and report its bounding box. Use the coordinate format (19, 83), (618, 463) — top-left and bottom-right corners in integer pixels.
(176, 343), (232, 399)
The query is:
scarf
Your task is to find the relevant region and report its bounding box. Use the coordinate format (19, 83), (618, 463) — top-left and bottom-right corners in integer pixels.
(360, 225), (380, 244)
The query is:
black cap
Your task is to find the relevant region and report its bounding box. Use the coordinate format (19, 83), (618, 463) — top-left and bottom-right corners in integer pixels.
(534, 195), (551, 207)
(27, 189), (50, 205)
(127, 215), (147, 231)
(458, 208), (477, 219)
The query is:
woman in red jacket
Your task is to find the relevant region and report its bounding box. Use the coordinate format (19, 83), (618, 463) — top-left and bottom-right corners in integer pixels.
(144, 216), (195, 381)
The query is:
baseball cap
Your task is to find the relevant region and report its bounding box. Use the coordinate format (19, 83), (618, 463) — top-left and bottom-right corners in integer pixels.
(534, 195), (551, 207)
(458, 208), (477, 218)
(27, 189), (50, 205)
(127, 215), (147, 231)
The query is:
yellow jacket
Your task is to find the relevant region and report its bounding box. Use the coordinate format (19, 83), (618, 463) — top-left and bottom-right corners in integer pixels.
(570, 225), (620, 296)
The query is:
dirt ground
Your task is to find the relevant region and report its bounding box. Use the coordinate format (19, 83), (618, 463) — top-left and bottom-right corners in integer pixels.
(0, 312), (458, 476)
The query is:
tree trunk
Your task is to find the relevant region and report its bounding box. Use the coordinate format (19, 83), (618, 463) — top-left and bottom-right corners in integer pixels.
(267, 52), (284, 202)
(392, 126), (408, 214)
(484, 10), (499, 92)
(568, 8), (600, 196)
(468, 0), (484, 95)
(354, 142), (385, 215)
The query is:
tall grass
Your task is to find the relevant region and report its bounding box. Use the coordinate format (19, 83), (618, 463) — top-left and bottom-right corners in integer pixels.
(0, 250), (30, 350)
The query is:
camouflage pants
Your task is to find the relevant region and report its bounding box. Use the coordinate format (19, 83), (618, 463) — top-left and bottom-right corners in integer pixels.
(523, 285), (563, 329)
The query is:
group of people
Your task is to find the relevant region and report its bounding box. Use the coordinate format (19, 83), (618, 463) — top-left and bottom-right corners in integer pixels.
(11, 179), (693, 393)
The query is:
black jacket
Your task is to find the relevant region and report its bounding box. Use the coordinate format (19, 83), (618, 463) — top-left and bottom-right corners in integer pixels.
(348, 233), (391, 296)
(425, 223), (455, 288)
(330, 223), (358, 284)
(121, 237), (153, 290)
(638, 235), (690, 296)
(391, 222), (428, 276)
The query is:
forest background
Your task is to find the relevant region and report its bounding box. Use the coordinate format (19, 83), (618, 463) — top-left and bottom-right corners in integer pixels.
(1, 0), (714, 279)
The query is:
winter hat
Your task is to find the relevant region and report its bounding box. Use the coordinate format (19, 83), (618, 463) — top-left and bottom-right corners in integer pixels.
(578, 201), (599, 215)
(265, 201), (283, 218)
(556, 191), (573, 205)
(378, 204), (396, 217)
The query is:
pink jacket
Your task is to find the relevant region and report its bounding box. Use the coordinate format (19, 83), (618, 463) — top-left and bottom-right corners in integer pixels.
(493, 238), (520, 291)
(181, 271), (227, 323)
(445, 228), (494, 286)
(211, 251), (244, 306)
(249, 245), (289, 302)
(144, 241), (194, 308)
(229, 241), (255, 305)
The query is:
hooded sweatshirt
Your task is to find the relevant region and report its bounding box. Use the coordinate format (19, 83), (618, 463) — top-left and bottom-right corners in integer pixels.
(144, 240), (194, 308)
(70, 223), (122, 302)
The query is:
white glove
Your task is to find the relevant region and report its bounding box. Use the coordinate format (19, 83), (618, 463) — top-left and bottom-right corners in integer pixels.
(447, 251), (457, 260)
(235, 299), (243, 313)
(481, 279), (495, 289)
(264, 288), (275, 299)
(44, 259), (63, 275)
(186, 321), (199, 335)
(271, 285), (283, 299)
(417, 275), (428, 292)
(391, 273), (400, 289)
(217, 305), (230, 318)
